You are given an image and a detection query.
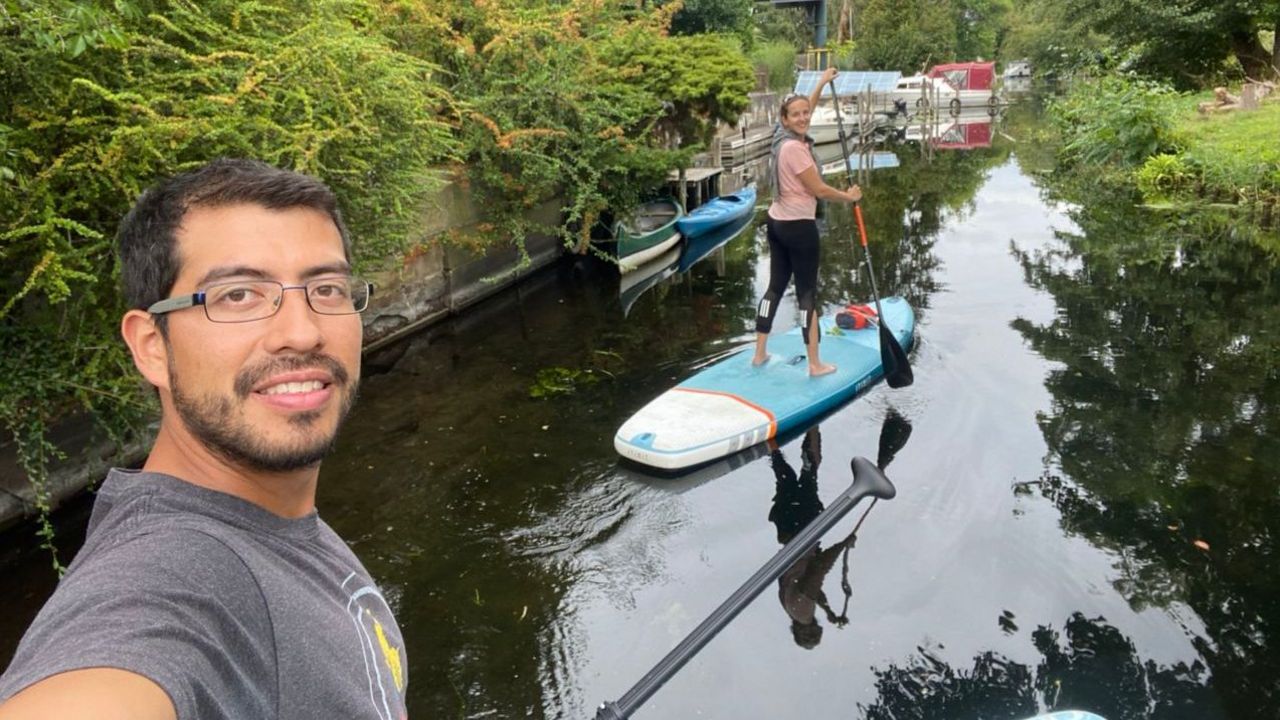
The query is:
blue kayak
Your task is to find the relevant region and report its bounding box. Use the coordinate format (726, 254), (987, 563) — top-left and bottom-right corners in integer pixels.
(616, 297), (914, 471)
(677, 212), (754, 273)
(674, 185), (757, 240)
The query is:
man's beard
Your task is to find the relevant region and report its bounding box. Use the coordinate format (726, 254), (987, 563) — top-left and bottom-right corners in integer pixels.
(169, 352), (357, 473)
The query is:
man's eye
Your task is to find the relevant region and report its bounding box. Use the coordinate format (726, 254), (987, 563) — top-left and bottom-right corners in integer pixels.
(212, 285), (268, 305)
(312, 283), (348, 298)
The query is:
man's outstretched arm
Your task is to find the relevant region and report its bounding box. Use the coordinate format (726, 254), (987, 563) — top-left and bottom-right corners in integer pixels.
(0, 668), (176, 720)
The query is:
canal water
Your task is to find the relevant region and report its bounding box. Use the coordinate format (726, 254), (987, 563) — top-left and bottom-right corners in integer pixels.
(4, 96), (1279, 718)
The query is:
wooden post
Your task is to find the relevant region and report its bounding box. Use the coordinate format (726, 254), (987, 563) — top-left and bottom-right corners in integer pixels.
(1241, 83), (1260, 110)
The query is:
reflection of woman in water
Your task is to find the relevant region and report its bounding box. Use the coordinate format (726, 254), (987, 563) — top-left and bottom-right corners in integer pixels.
(768, 426), (859, 649)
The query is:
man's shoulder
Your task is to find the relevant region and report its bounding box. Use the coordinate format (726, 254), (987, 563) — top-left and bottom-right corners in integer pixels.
(63, 515), (266, 604)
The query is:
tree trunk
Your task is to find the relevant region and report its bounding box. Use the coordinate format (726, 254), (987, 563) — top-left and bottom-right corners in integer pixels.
(1231, 28), (1272, 79)
(1272, 20), (1280, 78)
(836, 0), (852, 44)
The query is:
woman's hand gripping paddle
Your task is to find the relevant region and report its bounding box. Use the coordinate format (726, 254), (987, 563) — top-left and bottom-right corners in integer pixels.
(829, 79), (914, 389)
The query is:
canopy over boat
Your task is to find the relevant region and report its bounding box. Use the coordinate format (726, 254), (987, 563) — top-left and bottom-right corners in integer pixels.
(928, 61), (996, 92)
(932, 119), (992, 150)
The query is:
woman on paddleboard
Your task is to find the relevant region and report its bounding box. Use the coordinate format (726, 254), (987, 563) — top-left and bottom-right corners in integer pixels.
(753, 66), (862, 377)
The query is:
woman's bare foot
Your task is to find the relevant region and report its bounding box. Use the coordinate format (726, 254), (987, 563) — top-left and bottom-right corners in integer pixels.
(753, 333), (770, 366)
(809, 362), (837, 377)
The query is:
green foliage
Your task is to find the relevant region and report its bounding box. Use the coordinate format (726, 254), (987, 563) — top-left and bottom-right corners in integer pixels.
(1172, 97), (1280, 203)
(1050, 74), (1181, 168)
(1, 0), (456, 556)
(404, 2), (752, 255)
(1055, 78), (1280, 210)
(851, 0), (957, 74)
(751, 40), (800, 94)
(1134, 154), (1195, 201)
(951, 0), (1009, 61)
(1059, 0), (1280, 87)
(610, 31), (755, 149)
(1009, 179), (1280, 711)
(753, 4), (810, 49)
(528, 367), (599, 399)
(415, 2), (672, 254)
(998, 0), (1106, 76)
(1, 0), (761, 560)
(667, 0), (754, 49)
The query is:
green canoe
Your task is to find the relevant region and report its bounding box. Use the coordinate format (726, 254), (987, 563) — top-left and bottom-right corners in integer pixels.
(611, 198), (684, 267)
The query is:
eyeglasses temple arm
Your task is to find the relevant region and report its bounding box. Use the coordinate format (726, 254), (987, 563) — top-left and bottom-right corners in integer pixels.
(146, 292), (204, 315)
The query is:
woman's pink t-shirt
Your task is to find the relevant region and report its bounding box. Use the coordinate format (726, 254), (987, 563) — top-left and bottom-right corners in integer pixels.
(768, 139), (817, 221)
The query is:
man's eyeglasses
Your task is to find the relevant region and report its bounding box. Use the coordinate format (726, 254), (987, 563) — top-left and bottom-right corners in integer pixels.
(147, 277), (374, 323)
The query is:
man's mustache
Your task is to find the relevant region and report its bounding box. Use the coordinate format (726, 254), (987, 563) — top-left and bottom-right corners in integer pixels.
(233, 353), (351, 398)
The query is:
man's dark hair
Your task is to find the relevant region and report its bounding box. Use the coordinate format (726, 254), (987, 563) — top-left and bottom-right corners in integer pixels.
(118, 158), (353, 321)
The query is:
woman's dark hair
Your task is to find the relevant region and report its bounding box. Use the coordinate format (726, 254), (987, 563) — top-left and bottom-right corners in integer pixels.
(117, 158), (352, 321)
(779, 93), (809, 118)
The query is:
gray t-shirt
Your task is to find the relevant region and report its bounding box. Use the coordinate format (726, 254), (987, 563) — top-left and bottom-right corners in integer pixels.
(0, 469), (408, 720)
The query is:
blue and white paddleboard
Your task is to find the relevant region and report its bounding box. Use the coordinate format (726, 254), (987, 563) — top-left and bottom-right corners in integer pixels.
(615, 297), (915, 471)
(1021, 713), (1107, 720)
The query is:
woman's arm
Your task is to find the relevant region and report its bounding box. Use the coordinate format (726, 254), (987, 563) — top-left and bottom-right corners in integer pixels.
(797, 164), (862, 204)
(809, 66), (838, 116)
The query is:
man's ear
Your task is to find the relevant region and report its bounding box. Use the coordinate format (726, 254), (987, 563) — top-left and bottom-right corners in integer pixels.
(121, 310), (171, 391)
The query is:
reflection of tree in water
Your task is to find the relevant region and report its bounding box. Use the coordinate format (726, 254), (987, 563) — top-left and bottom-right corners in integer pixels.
(816, 138), (1012, 315)
(861, 613), (1225, 720)
(1008, 178), (1280, 716)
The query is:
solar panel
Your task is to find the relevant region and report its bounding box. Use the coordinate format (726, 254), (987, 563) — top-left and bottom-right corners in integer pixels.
(821, 151), (901, 176)
(794, 70), (902, 97)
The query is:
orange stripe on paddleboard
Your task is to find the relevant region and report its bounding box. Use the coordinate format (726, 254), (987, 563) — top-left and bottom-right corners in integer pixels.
(672, 387), (777, 439)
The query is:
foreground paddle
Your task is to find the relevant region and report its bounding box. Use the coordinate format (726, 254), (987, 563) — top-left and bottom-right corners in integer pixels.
(828, 79), (914, 389)
(594, 456), (897, 720)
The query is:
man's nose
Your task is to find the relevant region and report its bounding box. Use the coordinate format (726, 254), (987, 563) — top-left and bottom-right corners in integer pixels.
(263, 286), (325, 353)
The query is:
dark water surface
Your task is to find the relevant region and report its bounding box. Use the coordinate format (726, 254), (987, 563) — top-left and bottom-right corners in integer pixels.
(5, 99), (1280, 718)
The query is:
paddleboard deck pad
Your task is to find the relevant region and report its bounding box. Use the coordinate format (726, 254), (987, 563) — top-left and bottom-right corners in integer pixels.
(616, 296), (915, 471)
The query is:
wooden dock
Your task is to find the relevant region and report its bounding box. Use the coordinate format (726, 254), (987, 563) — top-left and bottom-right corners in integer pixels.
(719, 127), (774, 166)
(666, 167), (724, 210)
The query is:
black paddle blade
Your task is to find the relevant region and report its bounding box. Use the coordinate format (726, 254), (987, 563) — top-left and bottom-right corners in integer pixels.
(880, 323), (914, 388)
(876, 409), (913, 470)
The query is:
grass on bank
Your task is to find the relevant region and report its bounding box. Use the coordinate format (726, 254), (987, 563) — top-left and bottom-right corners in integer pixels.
(1138, 93), (1280, 205)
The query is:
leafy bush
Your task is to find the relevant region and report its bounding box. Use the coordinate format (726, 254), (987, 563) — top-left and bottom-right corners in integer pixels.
(1134, 154), (1195, 201)
(2, 0), (760, 562)
(669, 0), (754, 49)
(750, 40), (799, 95)
(752, 5), (809, 49)
(1050, 74), (1181, 168)
(1, 0), (456, 560)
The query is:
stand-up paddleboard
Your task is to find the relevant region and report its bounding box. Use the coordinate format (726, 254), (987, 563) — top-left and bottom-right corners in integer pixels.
(616, 296), (915, 471)
(1023, 714), (1107, 720)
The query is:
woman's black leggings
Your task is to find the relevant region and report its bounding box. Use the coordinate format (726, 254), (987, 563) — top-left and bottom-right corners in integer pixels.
(756, 216), (821, 343)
